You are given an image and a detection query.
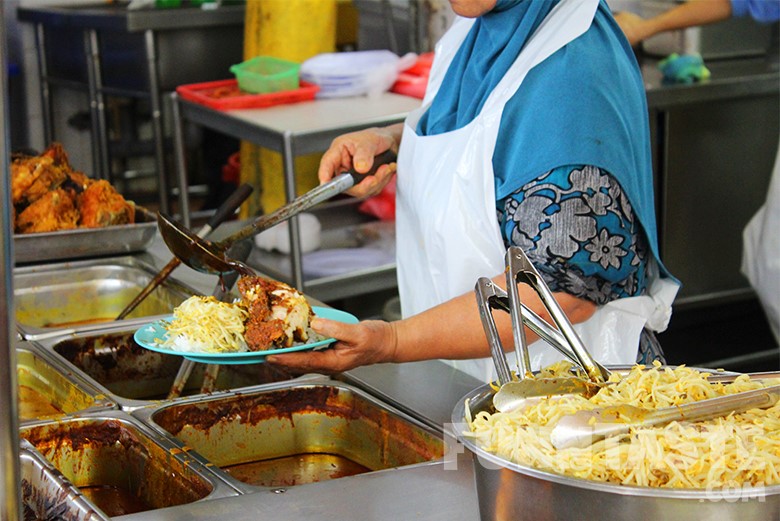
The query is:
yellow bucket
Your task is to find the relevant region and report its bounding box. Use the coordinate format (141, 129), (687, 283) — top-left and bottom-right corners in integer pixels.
(240, 0), (337, 216)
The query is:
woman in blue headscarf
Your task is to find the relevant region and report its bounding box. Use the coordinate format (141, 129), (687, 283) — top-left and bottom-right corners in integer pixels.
(268, 0), (680, 381)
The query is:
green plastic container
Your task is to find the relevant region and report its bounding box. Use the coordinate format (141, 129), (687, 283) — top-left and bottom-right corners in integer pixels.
(155, 0), (181, 8)
(230, 56), (300, 94)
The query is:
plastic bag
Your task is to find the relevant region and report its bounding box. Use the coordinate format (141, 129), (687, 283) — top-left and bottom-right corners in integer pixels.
(301, 51), (418, 99)
(254, 213), (321, 254)
(742, 144), (780, 345)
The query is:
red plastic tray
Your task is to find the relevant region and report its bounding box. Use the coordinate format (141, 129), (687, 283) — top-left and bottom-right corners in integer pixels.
(390, 52), (433, 99)
(176, 79), (320, 110)
(391, 72), (428, 99)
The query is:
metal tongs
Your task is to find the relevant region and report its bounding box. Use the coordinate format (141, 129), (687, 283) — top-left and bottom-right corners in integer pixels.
(475, 247), (611, 413)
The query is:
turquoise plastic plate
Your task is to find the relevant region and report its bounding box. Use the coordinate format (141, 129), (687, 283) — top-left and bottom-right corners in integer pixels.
(133, 306), (358, 365)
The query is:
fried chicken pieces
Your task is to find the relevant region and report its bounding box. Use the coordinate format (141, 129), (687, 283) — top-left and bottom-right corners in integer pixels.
(10, 143), (135, 233)
(78, 180), (136, 228)
(15, 189), (79, 234)
(237, 276), (314, 351)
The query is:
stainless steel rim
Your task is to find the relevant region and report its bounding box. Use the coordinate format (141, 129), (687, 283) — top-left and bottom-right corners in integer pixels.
(451, 381), (780, 500)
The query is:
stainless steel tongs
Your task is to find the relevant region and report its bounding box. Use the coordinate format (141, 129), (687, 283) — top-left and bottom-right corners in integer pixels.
(475, 246), (611, 412)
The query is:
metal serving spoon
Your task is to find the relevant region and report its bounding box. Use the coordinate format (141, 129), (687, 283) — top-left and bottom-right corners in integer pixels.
(550, 383), (780, 450)
(116, 183), (253, 319)
(158, 150), (397, 277)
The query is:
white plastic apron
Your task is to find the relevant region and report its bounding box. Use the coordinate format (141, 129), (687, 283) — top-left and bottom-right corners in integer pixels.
(742, 143), (780, 345)
(395, 0), (680, 382)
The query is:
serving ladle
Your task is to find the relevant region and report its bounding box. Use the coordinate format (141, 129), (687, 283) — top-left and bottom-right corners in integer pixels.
(158, 149), (397, 277)
(476, 247), (610, 413)
(158, 212), (258, 277)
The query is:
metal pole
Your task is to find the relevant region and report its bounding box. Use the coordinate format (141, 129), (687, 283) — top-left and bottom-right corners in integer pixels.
(0, 9), (23, 521)
(171, 92), (190, 227)
(145, 29), (169, 216)
(281, 133), (304, 290)
(33, 23), (52, 146)
(84, 29), (109, 181)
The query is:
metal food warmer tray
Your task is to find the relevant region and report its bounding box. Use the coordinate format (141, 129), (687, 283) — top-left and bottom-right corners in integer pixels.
(14, 206), (158, 264)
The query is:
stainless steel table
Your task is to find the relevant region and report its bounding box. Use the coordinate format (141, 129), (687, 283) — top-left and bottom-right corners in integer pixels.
(170, 91), (421, 293)
(16, 2), (245, 214)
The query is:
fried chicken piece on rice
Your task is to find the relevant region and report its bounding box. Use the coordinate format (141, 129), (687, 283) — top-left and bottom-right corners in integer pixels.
(237, 276), (314, 351)
(244, 299), (287, 352)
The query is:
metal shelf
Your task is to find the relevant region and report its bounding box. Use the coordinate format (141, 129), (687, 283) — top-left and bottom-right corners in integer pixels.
(171, 91), (420, 296)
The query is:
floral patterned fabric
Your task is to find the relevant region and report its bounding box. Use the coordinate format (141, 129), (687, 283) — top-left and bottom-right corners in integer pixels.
(498, 164), (650, 305)
(497, 164), (664, 363)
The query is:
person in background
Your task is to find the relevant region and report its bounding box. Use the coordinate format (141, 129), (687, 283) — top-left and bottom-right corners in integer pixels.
(268, 0), (679, 381)
(614, 0), (780, 47)
(617, 0), (780, 352)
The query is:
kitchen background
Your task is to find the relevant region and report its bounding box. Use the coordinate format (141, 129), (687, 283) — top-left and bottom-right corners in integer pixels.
(3, 0), (780, 374)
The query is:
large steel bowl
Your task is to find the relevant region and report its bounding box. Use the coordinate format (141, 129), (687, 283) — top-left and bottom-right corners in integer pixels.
(451, 382), (780, 521)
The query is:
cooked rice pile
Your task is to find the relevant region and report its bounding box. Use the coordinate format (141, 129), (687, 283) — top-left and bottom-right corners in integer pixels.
(466, 362), (780, 488)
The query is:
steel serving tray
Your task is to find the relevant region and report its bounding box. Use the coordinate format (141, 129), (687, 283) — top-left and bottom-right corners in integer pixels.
(134, 381), (447, 493)
(19, 410), (239, 517)
(31, 322), (326, 410)
(19, 439), (110, 521)
(14, 255), (198, 340)
(17, 344), (114, 424)
(14, 206), (157, 265)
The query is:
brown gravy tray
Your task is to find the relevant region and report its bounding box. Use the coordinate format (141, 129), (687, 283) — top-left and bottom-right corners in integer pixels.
(136, 382), (446, 493)
(19, 412), (238, 517)
(14, 206), (157, 264)
(19, 439), (110, 521)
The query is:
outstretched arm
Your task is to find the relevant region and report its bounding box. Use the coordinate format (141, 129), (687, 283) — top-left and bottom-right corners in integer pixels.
(615, 0), (733, 47)
(266, 272), (597, 374)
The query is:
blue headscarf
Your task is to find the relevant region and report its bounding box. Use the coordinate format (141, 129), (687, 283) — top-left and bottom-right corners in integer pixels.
(417, 0), (664, 266)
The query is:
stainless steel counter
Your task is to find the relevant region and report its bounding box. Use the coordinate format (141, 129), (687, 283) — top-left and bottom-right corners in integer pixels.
(170, 92), (421, 295)
(16, 2), (245, 32)
(643, 56), (780, 109)
(118, 456), (479, 521)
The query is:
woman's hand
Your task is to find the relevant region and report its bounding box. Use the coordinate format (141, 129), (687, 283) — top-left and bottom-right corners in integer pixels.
(266, 317), (398, 374)
(613, 12), (649, 47)
(318, 125), (403, 199)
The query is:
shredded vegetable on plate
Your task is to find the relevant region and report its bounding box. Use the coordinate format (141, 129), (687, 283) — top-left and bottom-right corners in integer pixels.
(160, 296), (248, 353)
(466, 363), (780, 489)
